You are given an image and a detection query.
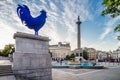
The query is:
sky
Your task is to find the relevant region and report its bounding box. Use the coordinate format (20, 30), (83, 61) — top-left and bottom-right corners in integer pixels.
(0, 0), (120, 51)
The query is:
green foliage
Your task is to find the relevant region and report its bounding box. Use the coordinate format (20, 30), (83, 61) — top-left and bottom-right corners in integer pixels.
(117, 36), (120, 40)
(102, 0), (120, 40)
(114, 24), (120, 32)
(0, 44), (15, 57)
(102, 0), (120, 18)
(83, 50), (88, 60)
(0, 51), (1, 55)
(66, 55), (71, 60)
(49, 50), (52, 57)
(66, 53), (76, 60)
(70, 53), (75, 59)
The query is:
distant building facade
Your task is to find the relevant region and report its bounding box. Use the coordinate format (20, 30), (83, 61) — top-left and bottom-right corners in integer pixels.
(83, 47), (96, 60)
(96, 50), (112, 61)
(96, 51), (106, 60)
(49, 42), (71, 58)
(112, 47), (120, 61)
(87, 48), (96, 60)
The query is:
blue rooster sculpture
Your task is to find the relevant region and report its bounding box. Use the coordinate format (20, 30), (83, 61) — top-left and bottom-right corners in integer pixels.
(17, 4), (47, 35)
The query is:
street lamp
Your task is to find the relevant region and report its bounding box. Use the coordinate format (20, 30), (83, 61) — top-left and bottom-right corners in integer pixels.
(117, 50), (119, 65)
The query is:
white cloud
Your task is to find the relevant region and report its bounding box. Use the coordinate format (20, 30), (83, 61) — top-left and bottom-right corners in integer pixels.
(0, 22), (15, 49)
(82, 40), (116, 51)
(39, 0), (47, 4)
(0, 0), (94, 50)
(99, 16), (120, 40)
(99, 27), (112, 40)
(49, 1), (57, 11)
(54, 0), (94, 50)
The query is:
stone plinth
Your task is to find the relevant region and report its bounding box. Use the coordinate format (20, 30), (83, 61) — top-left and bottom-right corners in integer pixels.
(12, 32), (51, 80)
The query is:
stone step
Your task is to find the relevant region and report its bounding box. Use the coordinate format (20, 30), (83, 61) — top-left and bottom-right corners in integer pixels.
(0, 72), (13, 76)
(0, 65), (11, 70)
(0, 65), (13, 76)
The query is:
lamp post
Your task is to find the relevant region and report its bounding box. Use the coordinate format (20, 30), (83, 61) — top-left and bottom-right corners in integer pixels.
(117, 52), (119, 65)
(118, 51), (120, 65)
(109, 54), (111, 65)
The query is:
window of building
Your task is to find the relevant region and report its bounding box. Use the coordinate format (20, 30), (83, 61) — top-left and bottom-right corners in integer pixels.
(80, 53), (82, 56)
(76, 53), (79, 56)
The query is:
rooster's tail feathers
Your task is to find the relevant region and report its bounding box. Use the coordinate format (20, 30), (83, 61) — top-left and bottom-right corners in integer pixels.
(17, 4), (30, 24)
(17, 5), (24, 23)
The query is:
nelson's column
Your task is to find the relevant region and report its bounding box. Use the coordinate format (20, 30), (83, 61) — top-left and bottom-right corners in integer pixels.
(76, 16), (81, 49)
(73, 16), (83, 61)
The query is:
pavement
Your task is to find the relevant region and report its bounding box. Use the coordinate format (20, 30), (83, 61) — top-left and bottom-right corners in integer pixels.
(97, 62), (120, 68)
(52, 69), (98, 80)
(0, 60), (120, 80)
(52, 62), (120, 80)
(52, 67), (120, 80)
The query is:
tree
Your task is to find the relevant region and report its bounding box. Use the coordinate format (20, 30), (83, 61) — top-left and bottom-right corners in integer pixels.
(70, 53), (75, 61)
(1, 44), (15, 57)
(65, 55), (71, 60)
(70, 53), (75, 59)
(49, 50), (52, 57)
(83, 50), (88, 60)
(65, 54), (75, 60)
(0, 51), (2, 56)
(102, 0), (120, 40)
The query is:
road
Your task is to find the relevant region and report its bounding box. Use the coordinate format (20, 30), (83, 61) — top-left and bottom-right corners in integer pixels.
(52, 67), (120, 80)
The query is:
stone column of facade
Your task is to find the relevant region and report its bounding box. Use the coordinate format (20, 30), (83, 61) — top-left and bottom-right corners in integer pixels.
(12, 32), (51, 80)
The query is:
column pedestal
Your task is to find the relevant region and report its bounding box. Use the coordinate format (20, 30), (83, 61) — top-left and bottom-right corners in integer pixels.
(12, 32), (51, 80)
